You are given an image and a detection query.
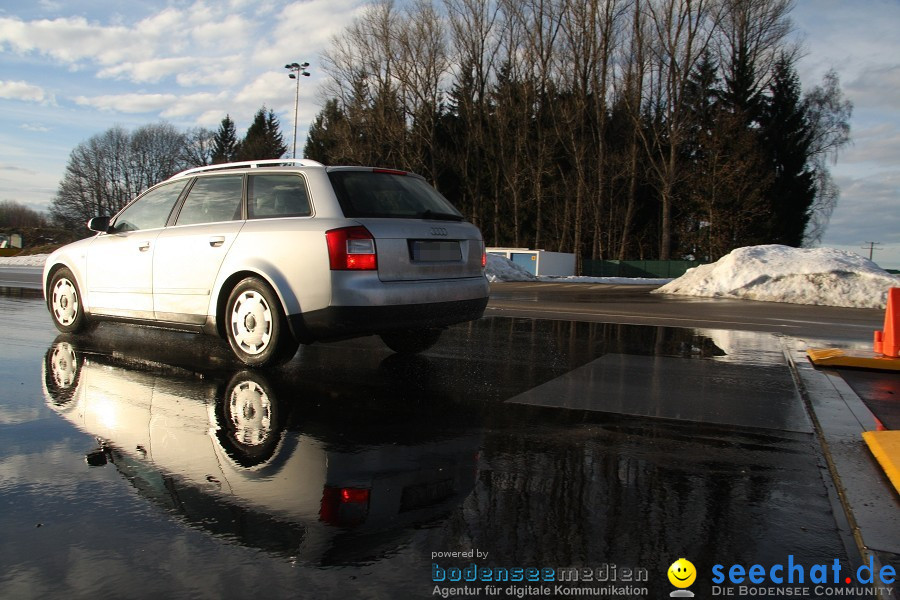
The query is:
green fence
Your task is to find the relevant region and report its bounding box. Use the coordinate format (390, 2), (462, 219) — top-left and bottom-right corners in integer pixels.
(582, 259), (703, 279)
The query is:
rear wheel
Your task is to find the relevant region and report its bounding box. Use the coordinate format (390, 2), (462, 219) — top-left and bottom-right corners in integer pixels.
(380, 328), (443, 354)
(225, 277), (298, 367)
(48, 268), (88, 333)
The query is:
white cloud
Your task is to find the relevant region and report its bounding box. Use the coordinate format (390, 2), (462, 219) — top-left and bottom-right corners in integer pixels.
(0, 79), (50, 103)
(0, 4), (260, 83)
(190, 13), (250, 49)
(159, 91), (231, 118)
(0, 16), (136, 64)
(73, 92), (179, 113)
(20, 123), (50, 132)
(97, 57), (198, 83)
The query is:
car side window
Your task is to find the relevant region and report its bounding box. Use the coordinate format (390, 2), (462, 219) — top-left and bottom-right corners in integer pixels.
(248, 174), (311, 219)
(176, 175), (244, 226)
(111, 180), (188, 233)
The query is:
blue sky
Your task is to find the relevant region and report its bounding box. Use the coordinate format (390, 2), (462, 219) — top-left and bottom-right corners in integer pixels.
(1, 0), (898, 268)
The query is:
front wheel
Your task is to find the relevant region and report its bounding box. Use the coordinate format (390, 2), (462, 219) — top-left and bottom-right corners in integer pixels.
(380, 328), (443, 354)
(225, 278), (298, 367)
(48, 268), (88, 333)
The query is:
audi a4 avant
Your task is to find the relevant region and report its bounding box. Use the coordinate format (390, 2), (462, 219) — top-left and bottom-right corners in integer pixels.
(43, 159), (489, 366)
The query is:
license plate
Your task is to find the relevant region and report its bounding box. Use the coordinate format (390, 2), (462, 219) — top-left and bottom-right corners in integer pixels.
(410, 240), (461, 262)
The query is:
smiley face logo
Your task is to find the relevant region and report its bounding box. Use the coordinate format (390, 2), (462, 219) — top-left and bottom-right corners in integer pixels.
(668, 558), (697, 588)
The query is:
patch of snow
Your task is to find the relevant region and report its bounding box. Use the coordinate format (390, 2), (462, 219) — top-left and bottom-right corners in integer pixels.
(485, 254), (537, 282)
(0, 253), (48, 267)
(654, 245), (899, 309)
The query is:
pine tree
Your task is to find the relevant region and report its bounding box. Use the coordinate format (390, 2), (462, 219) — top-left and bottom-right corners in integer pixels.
(304, 99), (351, 164)
(211, 115), (238, 164)
(236, 107), (287, 161)
(759, 55), (816, 246)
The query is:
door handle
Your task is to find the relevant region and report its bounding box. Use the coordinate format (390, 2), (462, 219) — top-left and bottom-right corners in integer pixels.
(137, 241), (150, 252)
(209, 236), (226, 248)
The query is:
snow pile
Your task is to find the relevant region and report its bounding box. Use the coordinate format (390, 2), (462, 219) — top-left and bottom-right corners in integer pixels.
(485, 253), (537, 282)
(654, 245), (899, 308)
(0, 253), (48, 267)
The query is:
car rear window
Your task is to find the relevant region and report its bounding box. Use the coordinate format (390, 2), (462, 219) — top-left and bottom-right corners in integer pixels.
(328, 170), (464, 220)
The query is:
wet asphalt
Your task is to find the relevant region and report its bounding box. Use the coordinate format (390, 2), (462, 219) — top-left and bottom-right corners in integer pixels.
(0, 288), (896, 600)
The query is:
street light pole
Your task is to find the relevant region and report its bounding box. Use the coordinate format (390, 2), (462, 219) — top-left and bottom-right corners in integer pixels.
(284, 61), (310, 159)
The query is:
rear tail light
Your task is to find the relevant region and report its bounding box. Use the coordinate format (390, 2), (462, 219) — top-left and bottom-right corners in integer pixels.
(326, 226), (377, 270)
(319, 486), (371, 527)
(481, 242), (486, 269)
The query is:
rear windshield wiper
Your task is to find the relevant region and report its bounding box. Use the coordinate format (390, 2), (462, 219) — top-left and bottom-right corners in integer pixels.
(418, 209), (465, 222)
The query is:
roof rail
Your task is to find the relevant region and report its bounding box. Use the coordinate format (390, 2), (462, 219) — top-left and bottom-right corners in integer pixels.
(169, 158), (325, 179)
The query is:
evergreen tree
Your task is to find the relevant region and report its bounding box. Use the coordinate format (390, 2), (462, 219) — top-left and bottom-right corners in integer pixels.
(304, 99), (352, 164)
(211, 115), (238, 164)
(681, 52), (771, 260)
(721, 42), (763, 124)
(236, 107), (287, 161)
(759, 55), (816, 246)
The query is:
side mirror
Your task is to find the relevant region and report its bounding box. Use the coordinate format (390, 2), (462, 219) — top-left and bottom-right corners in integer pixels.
(87, 216), (111, 233)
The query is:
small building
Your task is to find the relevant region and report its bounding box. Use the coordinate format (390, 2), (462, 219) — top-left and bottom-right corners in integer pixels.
(487, 248), (576, 277)
(0, 233), (23, 249)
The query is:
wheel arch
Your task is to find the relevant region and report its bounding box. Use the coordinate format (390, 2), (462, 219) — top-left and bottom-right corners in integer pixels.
(45, 261), (89, 312)
(214, 269), (306, 343)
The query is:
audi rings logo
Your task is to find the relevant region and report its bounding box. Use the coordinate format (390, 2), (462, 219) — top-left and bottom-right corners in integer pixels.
(429, 227), (448, 236)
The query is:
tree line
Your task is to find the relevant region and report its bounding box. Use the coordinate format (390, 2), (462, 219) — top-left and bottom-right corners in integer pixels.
(50, 108), (286, 231)
(48, 0), (851, 267)
(0, 200), (47, 228)
(304, 0), (852, 264)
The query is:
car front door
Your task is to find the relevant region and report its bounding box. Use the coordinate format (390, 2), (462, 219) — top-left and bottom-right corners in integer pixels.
(85, 180), (188, 318)
(153, 174), (244, 324)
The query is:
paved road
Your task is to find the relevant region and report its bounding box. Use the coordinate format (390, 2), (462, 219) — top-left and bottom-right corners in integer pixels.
(0, 266), (42, 290)
(489, 281), (884, 344)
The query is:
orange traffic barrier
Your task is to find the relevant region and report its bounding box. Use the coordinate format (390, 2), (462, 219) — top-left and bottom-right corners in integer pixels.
(874, 287), (899, 358)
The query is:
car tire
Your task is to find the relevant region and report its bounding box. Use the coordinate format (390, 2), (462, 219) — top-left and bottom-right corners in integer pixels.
(48, 268), (88, 334)
(380, 328), (443, 354)
(225, 277), (298, 367)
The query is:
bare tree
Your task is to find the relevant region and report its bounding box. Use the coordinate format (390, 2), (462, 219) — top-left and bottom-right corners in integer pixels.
(802, 69), (852, 245)
(0, 200), (47, 228)
(51, 123), (191, 231)
(181, 127), (216, 167)
(639, 0), (719, 259)
(442, 0), (503, 228)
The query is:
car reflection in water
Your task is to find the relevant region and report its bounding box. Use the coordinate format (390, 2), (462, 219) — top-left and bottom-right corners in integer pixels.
(42, 337), (481, 565)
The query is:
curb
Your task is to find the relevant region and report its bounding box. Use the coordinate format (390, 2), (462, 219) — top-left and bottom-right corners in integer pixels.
(784, 338), (900, 598)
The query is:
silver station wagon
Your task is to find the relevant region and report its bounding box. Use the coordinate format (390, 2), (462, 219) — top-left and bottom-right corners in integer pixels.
(43, 159), (489, 366)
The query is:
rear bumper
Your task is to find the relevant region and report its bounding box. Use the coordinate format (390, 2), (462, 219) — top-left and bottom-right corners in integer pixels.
(291, 296), (488, 343)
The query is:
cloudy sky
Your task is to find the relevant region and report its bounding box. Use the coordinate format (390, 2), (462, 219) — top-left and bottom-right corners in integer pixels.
(1, 0), (898, 268)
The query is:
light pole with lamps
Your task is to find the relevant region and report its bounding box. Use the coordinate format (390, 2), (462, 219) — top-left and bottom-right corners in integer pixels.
(284, 61), (310, 159)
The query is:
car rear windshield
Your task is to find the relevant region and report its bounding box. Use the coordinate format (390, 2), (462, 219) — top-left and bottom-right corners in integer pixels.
(328, 170), (464, 221)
